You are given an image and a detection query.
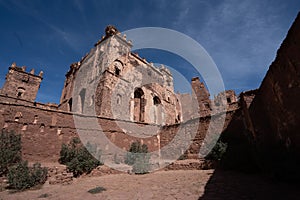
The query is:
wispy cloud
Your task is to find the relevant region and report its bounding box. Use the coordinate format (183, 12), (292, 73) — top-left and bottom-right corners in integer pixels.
(0, 0), (298, 102)
(3, 0), (84, 53)
(170, 0), (295, 92)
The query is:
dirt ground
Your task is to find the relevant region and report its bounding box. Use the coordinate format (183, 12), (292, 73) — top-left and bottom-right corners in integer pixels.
(1, 169), (300, 200)
(0, 170), (212, 200)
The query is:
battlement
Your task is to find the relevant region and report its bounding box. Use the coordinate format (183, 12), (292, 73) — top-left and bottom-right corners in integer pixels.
(9, 62), (43, 78)
(94, 25), (132, 47)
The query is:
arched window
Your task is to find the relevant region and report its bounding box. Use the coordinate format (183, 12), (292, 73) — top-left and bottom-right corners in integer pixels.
(33, 115), (38, 124)
(153, 96), (161, 105)
(57, 127), (62, 135)
(153, 96), (162, 124)
(89, 95), (94, 107)
(79, 88), (86, 113)
(113, 60), (123, 76)
(17, 87), (25, 98)
(175, 114), (181, 123)
(40, 123), (45, 133)
(134, 88), (145, 122)
(115, 67), (121, 76)
(117, 94), (122, 105)
(68, 98), (73, 112)
(22, 123), (28, 131)
(14, 112), (22, 122)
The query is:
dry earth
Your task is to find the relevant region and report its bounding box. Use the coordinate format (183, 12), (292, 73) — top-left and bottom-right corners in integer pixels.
(1, 169), (300, 200)
(0, 170), (212, 200)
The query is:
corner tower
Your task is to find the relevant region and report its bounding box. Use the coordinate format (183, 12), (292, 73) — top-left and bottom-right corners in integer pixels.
(1, 62), (43, 102)
(59, 25), (132, 111)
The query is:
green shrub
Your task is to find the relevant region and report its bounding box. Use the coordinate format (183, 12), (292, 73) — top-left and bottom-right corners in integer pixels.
(30, 163), (48, 185)
(178, 153), (188, 160)
(7, 161), (47, 191)
(132, 153), (150, 174)
(205, 140), (228, 161)
(0, 130), (22, 176)
(59, 138), (102, 177)
(125, 141), (148, 165)
(125, 141), (150, 174)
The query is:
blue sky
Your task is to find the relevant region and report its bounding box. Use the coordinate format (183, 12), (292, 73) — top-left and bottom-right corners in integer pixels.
(0, 0), (299, 103)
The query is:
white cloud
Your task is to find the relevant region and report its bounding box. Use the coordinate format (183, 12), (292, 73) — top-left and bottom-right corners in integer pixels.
(171, 0), (290, 92)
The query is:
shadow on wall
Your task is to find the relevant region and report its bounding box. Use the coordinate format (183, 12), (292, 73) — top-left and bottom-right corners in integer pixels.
(198, 104), (300, 199)
(198, 109), (300, 199)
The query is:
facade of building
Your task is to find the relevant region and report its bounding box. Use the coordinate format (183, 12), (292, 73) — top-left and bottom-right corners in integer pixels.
(0, 25), (238, 163)
(58, 26), (182, 125)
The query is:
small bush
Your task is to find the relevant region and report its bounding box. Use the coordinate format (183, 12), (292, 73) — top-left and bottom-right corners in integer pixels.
(125, 141), (148, 165)
(30, 163), (48, 185)
(205, 140), (228, 161)
(59, 138), (102, 177)
(0, 130), (22, 176)
(7, 161), (47, 191)
(125, 141), (150, 174)
(87, 186), (106, 194)
(132, 154), (150, 174)
(178, 153), (188, 160)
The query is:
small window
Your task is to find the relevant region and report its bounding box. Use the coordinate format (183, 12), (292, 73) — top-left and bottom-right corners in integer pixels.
(22, 123), (28, 131)
(89, 95), (94, 106)
(57, 127), (62, 135)
(117, 94), (122, 105)
(115, 67), (121, 76)
(113, 60), (123, 76)
(40, 123), (45, 133)
(68, 98), (73, 112)
(33, 115), (38, 124)
(14, 112), (22, 121)
(204, 102), (210, 109)
(153, 96), (161, 105)
(17, 87), (25, 98)
(227, 97), (231, 103)
(63, 92), (67, 99)
(79, 89), (86, 113)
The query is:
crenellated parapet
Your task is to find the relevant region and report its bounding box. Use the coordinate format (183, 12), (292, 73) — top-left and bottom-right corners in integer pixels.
(94, 25), (132, 47)
(9, 62), (43, 78)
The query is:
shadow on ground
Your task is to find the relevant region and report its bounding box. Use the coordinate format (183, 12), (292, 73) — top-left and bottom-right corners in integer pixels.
(199, 168), (300, 200)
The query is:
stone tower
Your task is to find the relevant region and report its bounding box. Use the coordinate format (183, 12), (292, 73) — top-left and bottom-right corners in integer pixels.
(1, 62), (43, 102)
(58, 25), (181, 125)
(59, 25), (132, 112)
(191, 77), (211, 116)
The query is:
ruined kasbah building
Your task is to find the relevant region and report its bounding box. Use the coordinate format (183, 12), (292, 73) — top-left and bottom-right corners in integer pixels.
(0, 26), (238, 165)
